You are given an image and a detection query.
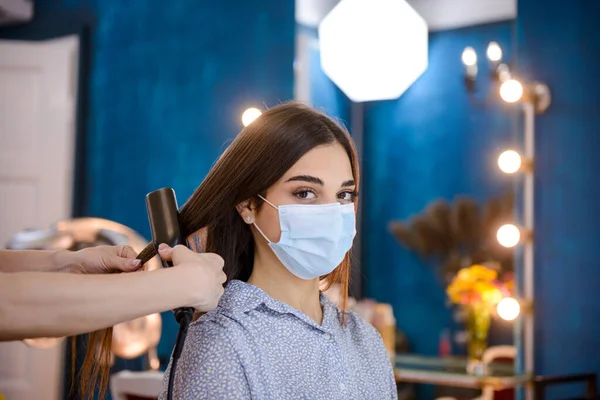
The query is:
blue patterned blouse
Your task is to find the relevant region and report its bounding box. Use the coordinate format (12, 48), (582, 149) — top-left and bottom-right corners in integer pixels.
(159, 280), (397, 400)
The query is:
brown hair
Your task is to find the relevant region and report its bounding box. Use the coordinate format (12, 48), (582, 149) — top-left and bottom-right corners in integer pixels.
(76, 101), (360, 399)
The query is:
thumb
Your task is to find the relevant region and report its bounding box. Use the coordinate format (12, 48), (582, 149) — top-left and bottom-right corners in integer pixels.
(157, 243), (174, 261)
(158, 244), (193, 265)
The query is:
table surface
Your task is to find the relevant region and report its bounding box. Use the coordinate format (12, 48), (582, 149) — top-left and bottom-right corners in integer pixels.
(394, 354), (531, 390)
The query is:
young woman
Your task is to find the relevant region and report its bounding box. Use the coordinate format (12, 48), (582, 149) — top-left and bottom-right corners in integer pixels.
(145, 102), (397, 399)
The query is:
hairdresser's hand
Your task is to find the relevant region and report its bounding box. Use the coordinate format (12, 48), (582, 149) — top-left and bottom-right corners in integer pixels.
(56, 245), (142, 274)
(158, 244), (226, 312)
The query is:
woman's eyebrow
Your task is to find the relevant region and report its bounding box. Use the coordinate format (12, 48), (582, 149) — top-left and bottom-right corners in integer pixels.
(285, 175), (324, 185)
(285, 176), (355, 188)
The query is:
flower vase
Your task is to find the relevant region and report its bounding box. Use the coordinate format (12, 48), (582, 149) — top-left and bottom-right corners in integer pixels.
(465, 303), (491, 375)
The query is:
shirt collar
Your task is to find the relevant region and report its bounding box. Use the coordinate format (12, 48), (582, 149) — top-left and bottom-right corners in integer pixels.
(219, 280), (341, 333)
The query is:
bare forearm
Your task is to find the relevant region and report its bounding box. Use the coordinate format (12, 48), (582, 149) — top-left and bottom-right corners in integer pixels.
(0, 250), (64, 273)
(0, 269), (194, 341)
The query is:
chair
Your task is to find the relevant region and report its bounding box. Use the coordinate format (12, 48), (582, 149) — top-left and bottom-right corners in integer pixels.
(436, 345), (517, 400)
(110, 370), (164, 400)
(479, 345), (516, 400)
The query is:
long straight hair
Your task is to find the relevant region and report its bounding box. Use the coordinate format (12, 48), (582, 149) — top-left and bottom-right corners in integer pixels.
(77, 102), (360, 399)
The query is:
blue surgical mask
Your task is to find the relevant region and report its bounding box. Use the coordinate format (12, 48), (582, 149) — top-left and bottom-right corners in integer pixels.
(253, 195), (356, 280)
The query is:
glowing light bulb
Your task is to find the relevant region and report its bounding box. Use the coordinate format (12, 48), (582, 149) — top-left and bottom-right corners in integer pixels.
(500, 79), (524, 103)
(498, 150), (522, 174)
(497, 224), (520, 248)
(497, 297), (520, 321)
(461, 47), (477, 66)
(487, 41), (502, 62)
(242, 108), (262, 127)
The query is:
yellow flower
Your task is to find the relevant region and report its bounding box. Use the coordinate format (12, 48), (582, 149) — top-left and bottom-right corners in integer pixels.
(474, 280), (495, 294)
(446, 281), (468, 303)
(468, 265), (498, 281)
(447, 264), (504, 305)
(457, 267), (474, 282)
(481, 287), (503, 304)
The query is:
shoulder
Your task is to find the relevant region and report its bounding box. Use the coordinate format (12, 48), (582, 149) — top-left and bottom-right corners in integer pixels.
(341, 309), (396, 379)
(343, 309), (393, 359)
(183, 279), (274, 353)
(182, 281), (260, 355)
(343, 309), (386, 343)
(183, 309), (247, 357)
(321, 294), (385, 345)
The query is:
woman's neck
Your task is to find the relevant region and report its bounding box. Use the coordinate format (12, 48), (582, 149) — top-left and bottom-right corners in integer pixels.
(248, 250), (323, 325)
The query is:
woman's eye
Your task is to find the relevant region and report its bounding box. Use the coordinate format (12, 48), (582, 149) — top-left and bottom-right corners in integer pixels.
(295, 190), (317, 200)
(338, 191), (356, 202)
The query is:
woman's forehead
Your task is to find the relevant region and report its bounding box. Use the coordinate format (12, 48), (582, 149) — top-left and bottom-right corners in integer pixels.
(277, 144), (354, 186)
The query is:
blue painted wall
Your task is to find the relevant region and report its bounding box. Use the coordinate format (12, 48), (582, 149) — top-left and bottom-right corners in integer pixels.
(517, 0), (600, 395)
(2, 0), (294, 377)
(361, 22), (517, 356)
(79, 0), (294, 365)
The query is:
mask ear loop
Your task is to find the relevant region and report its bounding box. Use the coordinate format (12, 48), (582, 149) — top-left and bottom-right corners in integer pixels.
(252, 222), (272, 244)
(257, 194), (278, 210)
(252, 194), (278, 244)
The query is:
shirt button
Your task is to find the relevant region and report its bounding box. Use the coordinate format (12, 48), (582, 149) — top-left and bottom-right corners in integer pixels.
(339, 383), (346, 391)
(323, 332), (331, 341)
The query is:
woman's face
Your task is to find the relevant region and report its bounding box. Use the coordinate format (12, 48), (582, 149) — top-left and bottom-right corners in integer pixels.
(240, 142), (356, 243)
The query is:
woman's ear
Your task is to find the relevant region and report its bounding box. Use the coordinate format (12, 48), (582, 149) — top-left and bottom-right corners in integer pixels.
(235, 199), (256, 225)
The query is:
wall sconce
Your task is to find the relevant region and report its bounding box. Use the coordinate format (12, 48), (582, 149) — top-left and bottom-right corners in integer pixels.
(499, 79), (523, 103)
(500, 80), (552, 114)
(497, 297), (520, 321)
(498, 149), (535, 175)
(496, 223), (521, 248)
(242, 107), (262, 127)
(462, 41), (513, 95)
(486, 41), (503, 64)
(496, 223), (533, 248)
(497, 150), (522, 174)
(461, 46), (477, 91)
(497, 297), (534, 322)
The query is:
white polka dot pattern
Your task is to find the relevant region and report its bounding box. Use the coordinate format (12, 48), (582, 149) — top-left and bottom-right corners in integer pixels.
(159, 280), (397, 400)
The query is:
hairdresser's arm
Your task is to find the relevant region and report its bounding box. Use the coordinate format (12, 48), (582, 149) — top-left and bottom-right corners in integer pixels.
(0, 247), (226, 341)
(0, 246), (141, 274)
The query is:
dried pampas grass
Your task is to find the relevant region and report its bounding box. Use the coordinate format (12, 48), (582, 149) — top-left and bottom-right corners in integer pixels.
(388, 192), (514, 276)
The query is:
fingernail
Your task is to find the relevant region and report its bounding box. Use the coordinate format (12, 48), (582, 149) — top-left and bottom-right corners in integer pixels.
(130, 259), (142, 267)
(158, 243), (168, 251)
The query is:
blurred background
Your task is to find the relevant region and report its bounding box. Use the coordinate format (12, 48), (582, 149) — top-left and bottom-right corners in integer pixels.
(0, 0), (599, 399)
